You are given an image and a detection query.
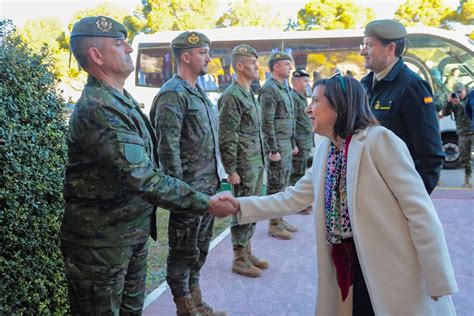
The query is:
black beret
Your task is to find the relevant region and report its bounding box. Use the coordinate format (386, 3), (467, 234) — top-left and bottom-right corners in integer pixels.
(171, 31), (211, 49)
(292, 69), (310, 77)
(364, 19), (407, 40)
(71, 16), (127, 39)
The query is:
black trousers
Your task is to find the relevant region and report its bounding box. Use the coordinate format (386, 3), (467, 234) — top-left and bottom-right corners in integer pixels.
(353, 252), (375, 316)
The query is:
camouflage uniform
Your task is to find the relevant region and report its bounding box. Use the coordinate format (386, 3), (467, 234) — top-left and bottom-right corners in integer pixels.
(61, 75), (211, 314)
(289, 89), (314, 186)
(150, 74), (220, 298)
(259, 56), (296, 229)
(218, 80), (265, 247)
(61, 17), (212, 316)
(442, 97), (473, 176)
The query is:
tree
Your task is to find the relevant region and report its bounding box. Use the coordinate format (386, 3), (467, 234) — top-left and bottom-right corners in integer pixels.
(394, 0), (454, 27)
(295, 0), (375, 30)
(141, 0), (218, 33)
(1, 19), (69, 314)
(216, 0), (284, 28)
(442, 0), (474, 39)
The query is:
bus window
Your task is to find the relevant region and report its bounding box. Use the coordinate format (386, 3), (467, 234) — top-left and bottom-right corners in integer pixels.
(136, 47), (173, 88)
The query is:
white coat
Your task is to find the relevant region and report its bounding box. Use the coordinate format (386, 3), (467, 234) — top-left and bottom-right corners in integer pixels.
(238, 126), (458, 315)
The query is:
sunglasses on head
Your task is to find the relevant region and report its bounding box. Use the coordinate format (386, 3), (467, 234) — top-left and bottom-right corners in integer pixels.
(329, 72), (347, 93)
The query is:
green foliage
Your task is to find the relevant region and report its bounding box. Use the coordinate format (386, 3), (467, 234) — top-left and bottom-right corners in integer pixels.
(295, 0), (376, 30)
(0, 20), (69, 314)
(142, 0), (218, 33)
(216, 0), (283, 28)
(442, 0), (474, 39)
(394, 0), (453, 27)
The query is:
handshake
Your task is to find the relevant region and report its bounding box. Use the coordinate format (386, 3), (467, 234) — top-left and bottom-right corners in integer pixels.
(208, 192), (240, 217)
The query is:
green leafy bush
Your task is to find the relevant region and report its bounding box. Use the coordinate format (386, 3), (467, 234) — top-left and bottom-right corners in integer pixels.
(0, 20), (69, 313)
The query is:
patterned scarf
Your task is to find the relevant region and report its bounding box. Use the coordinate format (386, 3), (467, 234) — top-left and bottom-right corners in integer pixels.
(324, 138), (352, 245)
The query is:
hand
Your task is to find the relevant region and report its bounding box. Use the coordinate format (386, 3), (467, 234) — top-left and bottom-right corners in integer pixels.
(269, 152), (281, 162)
(227, 172), (241, 185)
(292, 146), (299, 155)
(208, 192), (238, 217)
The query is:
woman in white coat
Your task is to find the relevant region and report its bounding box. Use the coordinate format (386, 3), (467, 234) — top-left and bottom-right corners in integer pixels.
(233, 75), (458, 315)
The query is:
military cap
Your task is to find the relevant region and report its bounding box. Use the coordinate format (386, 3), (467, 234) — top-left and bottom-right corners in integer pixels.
(171, 31), (211, 49)
(231, 44), (258, 58)
(292, 69), (310, 77)
(364, 19), (407, 40)
(71, 16), (127, 39)
(453, 82), (466, 92)
(268, 51), (293, 63)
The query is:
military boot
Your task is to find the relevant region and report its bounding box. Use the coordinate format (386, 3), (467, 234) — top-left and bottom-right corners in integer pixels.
(189, 287), (227, 316)
(247, 242), (269, 270)
(462, 174), (472, 188)
(268, 220), (293, 240)
(232, 246), (262, 278)
(173, 293), (202, 316)
(280, 218), (298, 233)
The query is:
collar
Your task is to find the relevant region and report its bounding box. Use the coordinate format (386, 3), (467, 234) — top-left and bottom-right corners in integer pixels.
(271, 77), (287, 90)
(374, 57), (400, 82)
(87, 75), (137, 107)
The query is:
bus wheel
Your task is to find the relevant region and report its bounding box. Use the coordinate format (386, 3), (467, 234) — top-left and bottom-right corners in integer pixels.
(442, 132), (460, 169)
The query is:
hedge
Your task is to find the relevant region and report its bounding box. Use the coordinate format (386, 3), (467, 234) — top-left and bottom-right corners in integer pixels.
(0, 20), (69, 313)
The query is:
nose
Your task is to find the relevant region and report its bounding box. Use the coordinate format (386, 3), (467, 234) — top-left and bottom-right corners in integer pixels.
(205, 53), (211, 62)
(305, 103), (312, 115)
(125, 41), (133, 53)
(359, 47), (367, 56)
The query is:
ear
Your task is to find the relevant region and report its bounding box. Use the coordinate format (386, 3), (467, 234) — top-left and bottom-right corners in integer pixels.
(181, 51), (191, 65)
(88, 47), (103, 66)
(387, 42), (397, 55)
(236, 62), (244, 72)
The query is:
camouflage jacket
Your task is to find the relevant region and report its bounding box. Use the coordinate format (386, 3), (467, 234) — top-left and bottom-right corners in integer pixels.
(150, 75), (220, 196)
(61, 76), (210, 247)
(290, 89), (314, 150)
(258, 77), (296, 153)
(443, 98), (473, 135)
(218, 81), (265, 174)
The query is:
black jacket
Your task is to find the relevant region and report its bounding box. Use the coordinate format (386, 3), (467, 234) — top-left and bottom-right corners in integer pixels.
(361, 58), (444, 194)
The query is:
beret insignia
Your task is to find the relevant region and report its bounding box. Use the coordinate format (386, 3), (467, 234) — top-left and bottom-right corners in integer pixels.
(188, 33), (200, 44)
(96, 17), (112, 33)
(238, 47), (248, 53)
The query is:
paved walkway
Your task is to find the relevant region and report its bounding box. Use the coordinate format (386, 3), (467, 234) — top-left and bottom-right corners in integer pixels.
(144, 188), (473, 316)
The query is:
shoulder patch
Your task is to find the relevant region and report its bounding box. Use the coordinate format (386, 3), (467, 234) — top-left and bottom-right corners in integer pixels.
(424, 96), (433, 104)
(124, 143), (145, 164)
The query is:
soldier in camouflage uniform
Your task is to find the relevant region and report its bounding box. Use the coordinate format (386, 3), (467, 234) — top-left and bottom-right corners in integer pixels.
(149, 31), (226, 316)
(61, 17), (235, 316)
(442, 82), (473, 188)
(259, 52), (299, 240)
(289, 69), (314, 215)
(218, 44), (268, 278)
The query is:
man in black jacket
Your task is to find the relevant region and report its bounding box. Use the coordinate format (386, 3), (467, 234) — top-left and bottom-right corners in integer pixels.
(360, 19), (444, 194)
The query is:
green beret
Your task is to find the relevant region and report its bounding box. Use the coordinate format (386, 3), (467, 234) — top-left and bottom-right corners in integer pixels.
(71, 16), (127, 39)
(292, 69), (309, 77)
(268, 52), (292, 63)
(364, 19), (407, 40)
(231, 44), (258, 58)
(171, 31), (211, 49)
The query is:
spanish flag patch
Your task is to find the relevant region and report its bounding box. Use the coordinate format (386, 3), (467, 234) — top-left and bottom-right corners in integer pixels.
(424, 96), (433, 104)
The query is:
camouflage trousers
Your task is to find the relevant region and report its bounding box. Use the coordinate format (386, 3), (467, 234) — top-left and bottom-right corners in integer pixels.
(61, 241), (148, 316)
(289, 148), (311, 186)
(459, 133), (473, 176)
(267, 150), (292, 225)
(230, 164), (264, 247)
(166, 211), (215, 298)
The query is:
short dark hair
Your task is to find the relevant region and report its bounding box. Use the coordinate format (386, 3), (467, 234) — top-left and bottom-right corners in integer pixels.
(314, 75), (378, 138)
(232, 54), (246, 71)
(172, 47), (193, 65)
(70, 37), (103, 70)
(268, 59), (276, 72)
(380, 38), (405, 57)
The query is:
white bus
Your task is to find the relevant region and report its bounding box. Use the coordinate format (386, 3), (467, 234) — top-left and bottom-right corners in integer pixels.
(125, 27), (473, 169)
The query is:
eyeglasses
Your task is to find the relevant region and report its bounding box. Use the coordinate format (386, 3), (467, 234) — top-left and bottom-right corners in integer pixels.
(359, 43), (379, 51)
(329, 72), (347, 93)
